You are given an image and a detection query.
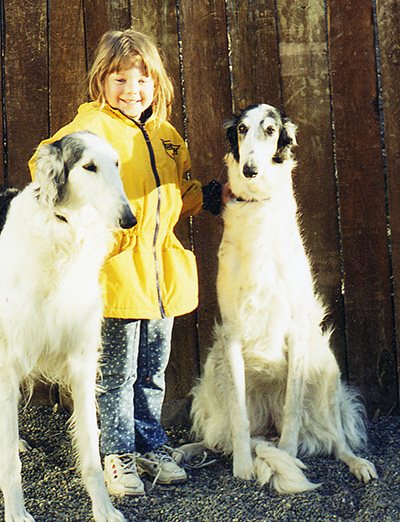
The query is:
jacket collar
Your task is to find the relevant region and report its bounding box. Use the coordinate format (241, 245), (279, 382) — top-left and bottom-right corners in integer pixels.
(101, 103), (155, 130)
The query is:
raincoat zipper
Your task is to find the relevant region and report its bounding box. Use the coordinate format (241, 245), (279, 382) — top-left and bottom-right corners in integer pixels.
(137, 123), (166, 319)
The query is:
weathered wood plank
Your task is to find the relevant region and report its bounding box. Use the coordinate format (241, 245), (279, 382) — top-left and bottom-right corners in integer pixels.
(327, 0), (396, 414)
(276, 0), (346, 369)
(227, 0), (281, 111)
(3, 0), (48, 188)
(49, 0), (86, 135)
(376, 0), (400, 403)
(83, 0), (130, 72)
(0, 2), (4, 186)
(179, 0), (232, 365)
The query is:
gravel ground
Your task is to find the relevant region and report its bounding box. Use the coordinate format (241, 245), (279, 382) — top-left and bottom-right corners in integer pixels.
(0, 405), (399, 521)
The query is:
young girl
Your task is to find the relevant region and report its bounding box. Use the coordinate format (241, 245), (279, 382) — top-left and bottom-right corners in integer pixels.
(29, 29), (222, 496)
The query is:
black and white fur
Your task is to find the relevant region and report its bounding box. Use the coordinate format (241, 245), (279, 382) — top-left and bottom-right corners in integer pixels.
(0, 131), (136, 522)
(176, 105), (377, 493)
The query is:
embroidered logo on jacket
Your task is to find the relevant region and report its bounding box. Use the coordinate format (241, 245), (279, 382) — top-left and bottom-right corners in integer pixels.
(161, 139), (180, 159)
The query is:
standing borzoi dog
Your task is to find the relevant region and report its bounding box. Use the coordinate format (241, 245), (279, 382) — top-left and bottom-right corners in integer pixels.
(0, 131), (136, 522)
(177, 105), (377, 493)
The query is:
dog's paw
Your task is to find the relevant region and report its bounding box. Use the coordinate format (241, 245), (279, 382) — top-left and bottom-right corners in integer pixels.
(93, 506), (126, 522)
(172, 441), (208, 466)
(18, 438), (31, 453)
(233, 454), (254, 480)
(349, 457), (378, 484)
(5, 510), (36, 522)
(278, 439), (298, 459)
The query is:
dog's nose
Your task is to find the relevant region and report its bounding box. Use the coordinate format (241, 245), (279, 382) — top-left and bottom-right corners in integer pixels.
(120, 204), (137, 229)
(243, 163), (258, 178)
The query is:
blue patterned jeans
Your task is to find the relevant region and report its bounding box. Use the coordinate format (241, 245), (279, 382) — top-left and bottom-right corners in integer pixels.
(97, 317), (173, 455)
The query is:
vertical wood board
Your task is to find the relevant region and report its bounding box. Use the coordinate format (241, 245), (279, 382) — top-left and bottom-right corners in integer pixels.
(376, 0), (400, 398)
(0, 3), (4, 186)
(227, 0), (281, 111)
(83, 0), (113, 71)
(276, 0), (346, 367)
(3, 0), (48, 188)
(328, 0), (396, 413)
(49, 0), (87, 135)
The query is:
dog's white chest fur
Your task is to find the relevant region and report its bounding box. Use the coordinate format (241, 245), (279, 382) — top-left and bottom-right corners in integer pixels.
(217, 195), (316, 356)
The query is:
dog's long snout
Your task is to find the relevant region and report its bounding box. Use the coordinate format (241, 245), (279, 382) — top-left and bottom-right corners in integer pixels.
(119, 203), (137, 229)
(243, 163), (258, 178)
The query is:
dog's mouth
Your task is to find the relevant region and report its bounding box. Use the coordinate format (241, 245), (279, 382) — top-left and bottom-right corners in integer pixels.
(243, 164), (258, 178)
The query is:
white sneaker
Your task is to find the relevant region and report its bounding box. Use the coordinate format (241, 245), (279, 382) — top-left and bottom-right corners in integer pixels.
(104, 454), (145, 496)
(136, 445), (187, 485)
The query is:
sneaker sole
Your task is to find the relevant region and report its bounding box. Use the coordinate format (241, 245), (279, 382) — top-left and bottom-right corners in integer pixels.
(157, 476), (187, 485)
(106, 483), (146, 497)
(136, 464), (187, 485)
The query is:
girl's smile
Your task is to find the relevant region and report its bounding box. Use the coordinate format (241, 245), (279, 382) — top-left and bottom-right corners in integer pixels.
(104, 60), (154, 120)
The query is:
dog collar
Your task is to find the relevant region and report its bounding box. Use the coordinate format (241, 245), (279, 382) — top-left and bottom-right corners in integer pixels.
(235, 196), (271, 203)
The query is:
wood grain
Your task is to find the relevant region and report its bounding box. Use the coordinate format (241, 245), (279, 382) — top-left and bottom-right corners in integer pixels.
(328, 0), (396, 414)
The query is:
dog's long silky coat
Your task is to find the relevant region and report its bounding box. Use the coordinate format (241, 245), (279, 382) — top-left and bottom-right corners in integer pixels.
(177, 105), (377, 493)
(0, 131), (136, 522)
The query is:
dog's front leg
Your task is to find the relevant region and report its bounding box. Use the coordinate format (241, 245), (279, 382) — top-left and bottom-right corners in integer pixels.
(69, 365), (126, 522)
(0, 370), (35, 522)
(278, 330), (308, 458)
(224, 338), (254, 480)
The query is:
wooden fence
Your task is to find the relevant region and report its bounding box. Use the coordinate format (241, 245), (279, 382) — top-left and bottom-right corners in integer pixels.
(1, 0), (399, 416)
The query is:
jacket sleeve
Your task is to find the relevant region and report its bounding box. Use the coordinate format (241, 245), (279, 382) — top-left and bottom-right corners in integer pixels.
(180, 176), (203, 218)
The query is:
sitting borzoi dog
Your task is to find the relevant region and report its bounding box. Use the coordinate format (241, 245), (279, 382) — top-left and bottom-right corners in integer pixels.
(0, 131), (136, 522)
(177, 104), (377, 493)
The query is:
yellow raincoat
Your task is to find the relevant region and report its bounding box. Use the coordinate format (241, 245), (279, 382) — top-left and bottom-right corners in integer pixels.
(29, 102), (203, 319)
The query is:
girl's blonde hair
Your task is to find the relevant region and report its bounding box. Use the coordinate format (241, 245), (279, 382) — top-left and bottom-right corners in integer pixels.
(88, 29), (174, 126)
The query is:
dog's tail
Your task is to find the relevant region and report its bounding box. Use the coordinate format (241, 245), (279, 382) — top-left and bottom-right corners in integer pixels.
(252, 439), (320, 494)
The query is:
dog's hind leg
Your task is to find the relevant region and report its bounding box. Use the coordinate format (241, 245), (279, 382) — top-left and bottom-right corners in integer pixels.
(332, 386), (377, 483)
(69, 363), (126, 522)
(0, 368), (35, 522)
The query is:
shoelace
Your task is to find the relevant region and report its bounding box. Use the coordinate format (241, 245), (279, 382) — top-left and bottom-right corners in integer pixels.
(148, 446), (174, 490)
(148, 446), (217, 490)
(118, 453), (140, 475)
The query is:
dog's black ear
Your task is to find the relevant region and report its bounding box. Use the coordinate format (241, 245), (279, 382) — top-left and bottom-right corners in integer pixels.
(34, 140), (68, 207)
(273, 116), (297, 164)
(224, 115), (240, 162)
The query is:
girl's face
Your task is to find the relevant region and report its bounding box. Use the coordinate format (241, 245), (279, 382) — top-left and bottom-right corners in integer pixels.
(104, 60), (155, 120)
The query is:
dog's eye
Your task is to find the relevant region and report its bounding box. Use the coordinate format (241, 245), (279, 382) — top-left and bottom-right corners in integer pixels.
(115, 160), (120, 168)
(266, 126), (275, 135)
(83, 162), (98, 173)
(238, 123), (247, 135)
